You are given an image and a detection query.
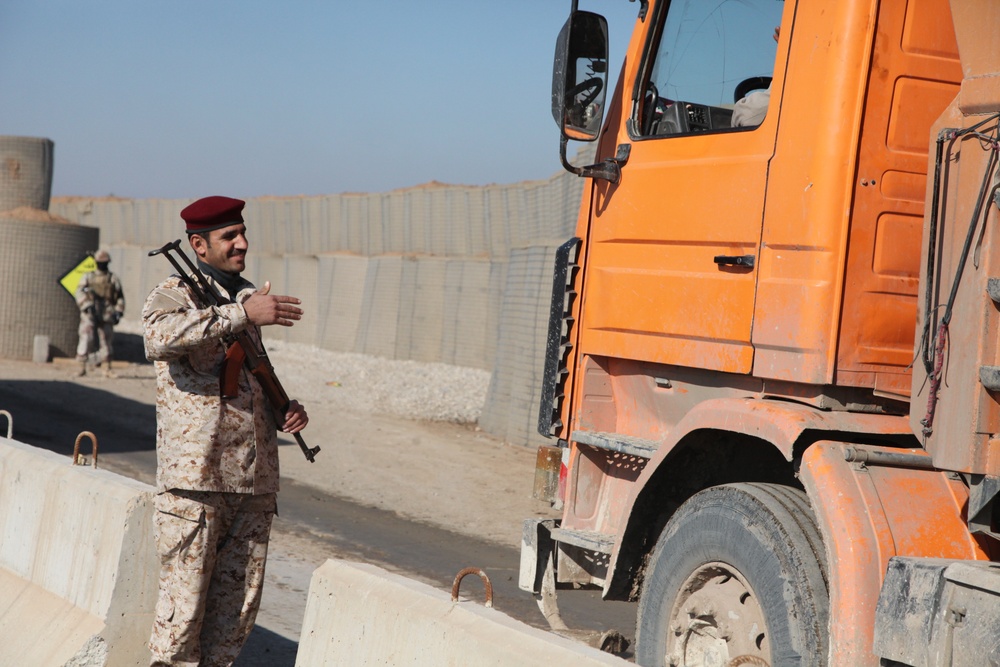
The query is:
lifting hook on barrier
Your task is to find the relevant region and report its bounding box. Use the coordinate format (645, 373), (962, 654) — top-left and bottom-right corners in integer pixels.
(451, 567), (493, 609)
(73, 431), (98, 468)
(0, 410), (11, 439)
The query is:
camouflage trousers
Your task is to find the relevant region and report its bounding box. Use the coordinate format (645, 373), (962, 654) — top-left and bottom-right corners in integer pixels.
(148, 489), (276, 667)
(76, 316), (115, 362)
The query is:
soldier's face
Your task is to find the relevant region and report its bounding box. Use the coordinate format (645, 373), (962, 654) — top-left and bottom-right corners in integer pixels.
(191, 224), (249, 274)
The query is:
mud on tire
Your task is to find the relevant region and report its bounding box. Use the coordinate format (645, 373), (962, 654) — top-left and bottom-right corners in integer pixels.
(635, 483), (829, 667)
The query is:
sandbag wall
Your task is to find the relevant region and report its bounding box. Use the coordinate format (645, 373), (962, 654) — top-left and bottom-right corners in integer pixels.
(50, 159), (591, 448)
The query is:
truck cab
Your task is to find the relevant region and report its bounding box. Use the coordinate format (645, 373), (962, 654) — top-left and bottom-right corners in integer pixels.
(521, 1), (1000, 665)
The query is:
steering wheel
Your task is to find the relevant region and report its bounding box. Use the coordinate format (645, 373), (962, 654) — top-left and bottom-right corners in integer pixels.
(734, 76), (772, 103)
(566, 77), (604, 107)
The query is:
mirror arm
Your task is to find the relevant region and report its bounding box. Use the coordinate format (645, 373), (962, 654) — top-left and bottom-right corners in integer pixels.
(560, 136), (629, 184)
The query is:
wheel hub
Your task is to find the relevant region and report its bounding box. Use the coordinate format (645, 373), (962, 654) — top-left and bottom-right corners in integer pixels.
(666, 562), (771, 667)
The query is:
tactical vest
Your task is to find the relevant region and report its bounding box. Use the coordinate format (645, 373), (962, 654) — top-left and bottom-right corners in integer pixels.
(89, 272), (116, 301)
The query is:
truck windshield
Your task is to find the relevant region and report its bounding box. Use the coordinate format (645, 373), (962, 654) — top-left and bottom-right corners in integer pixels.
(638, 0), (784, 135)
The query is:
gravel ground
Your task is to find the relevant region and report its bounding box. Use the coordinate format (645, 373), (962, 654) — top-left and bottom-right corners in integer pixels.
(265, 341), (491, 424)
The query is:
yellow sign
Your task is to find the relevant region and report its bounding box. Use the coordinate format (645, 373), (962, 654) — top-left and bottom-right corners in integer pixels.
(58, 254), (97, 298)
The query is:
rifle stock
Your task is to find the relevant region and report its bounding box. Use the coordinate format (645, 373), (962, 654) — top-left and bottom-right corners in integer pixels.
(149, 240), (320, 463)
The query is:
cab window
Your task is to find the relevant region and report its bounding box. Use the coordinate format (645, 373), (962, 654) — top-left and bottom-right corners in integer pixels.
(635, 0), (784, 137)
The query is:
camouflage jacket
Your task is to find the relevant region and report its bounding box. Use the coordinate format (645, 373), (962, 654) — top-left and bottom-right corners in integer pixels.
(141, 274), (279, 494)
(76, 270), (125, 324)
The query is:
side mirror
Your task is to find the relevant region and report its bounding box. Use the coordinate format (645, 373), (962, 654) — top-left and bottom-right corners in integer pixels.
(552, 11), (609, 142)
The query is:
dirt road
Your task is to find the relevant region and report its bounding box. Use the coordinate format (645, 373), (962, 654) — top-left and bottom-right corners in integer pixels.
(0, 333), (637, 663)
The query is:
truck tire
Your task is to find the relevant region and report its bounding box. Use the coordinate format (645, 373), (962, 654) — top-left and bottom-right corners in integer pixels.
(635, 483), (829, 667)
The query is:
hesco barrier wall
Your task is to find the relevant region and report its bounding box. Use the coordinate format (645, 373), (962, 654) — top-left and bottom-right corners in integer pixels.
(50, 150), (595, 447)
(0, 216), (98, 360)
(479, 244), (565, 447)
(0, 136), (54, 211)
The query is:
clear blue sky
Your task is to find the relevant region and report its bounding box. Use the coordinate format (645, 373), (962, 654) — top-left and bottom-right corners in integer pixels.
(0, 1), (638, 200)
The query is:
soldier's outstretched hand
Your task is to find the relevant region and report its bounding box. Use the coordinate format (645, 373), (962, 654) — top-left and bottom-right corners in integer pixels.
(243, 281), (303, 327)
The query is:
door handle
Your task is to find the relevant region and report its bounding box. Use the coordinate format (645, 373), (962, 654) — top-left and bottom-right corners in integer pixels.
(713, 254), (755, 268)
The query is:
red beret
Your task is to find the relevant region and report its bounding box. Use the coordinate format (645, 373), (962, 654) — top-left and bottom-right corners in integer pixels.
(181, 196), (245, 234)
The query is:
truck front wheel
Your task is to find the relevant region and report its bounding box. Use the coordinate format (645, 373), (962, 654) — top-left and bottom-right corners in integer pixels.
(636, 483), (829, 667)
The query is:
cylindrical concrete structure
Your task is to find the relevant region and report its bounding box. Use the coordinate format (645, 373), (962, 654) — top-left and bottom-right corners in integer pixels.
(0, 214), (98, 360)
(0, 136), (55, 212)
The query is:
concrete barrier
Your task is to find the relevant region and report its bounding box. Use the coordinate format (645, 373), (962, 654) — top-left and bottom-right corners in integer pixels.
(296, 559), (629, 666)
(0, 437), (157, 666)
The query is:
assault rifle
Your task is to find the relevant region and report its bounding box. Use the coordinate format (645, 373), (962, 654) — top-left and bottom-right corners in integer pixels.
(149, 239), (320, 463)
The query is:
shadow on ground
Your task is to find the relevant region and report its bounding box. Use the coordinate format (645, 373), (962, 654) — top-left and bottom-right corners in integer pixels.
(236, 625), (298, 666)
(110, 332), (153, 364)
(0, 378), (156, 456)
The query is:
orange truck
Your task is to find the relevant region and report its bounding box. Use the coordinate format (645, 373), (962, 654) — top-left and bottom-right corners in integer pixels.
(519, 0), (1000, 665)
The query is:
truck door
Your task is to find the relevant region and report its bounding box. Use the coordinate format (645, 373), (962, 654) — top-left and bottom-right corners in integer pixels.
(580, 0), (788, 374)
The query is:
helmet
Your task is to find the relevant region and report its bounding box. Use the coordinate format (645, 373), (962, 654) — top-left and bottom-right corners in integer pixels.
(94, 250), (111, 263)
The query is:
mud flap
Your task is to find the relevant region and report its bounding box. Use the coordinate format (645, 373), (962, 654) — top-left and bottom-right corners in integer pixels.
(519, 518), (630, 653)
(519, 518), (557, 594)
(519, 518), (569, 631)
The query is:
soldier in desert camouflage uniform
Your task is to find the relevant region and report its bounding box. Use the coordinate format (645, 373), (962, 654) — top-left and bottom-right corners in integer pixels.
(75, 249), (125, 376)
(142, 196), (309, 667)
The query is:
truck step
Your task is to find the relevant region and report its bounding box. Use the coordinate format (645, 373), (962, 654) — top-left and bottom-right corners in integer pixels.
(573, 430), (659, 458)
(987, 277), (1000, 304)
(550, 527), (616, 554)
(980, 365), (1000, 391)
